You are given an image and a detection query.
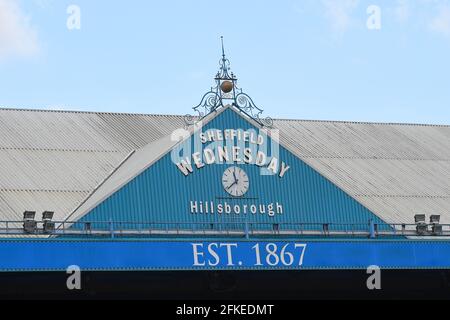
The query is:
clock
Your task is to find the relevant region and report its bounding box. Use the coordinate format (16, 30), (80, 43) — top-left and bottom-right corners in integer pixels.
(222, 167), (250, 197)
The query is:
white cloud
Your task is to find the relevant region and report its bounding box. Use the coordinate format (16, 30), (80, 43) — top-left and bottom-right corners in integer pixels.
(0, 0), (39, 61)
(321, 0), (359, 34)
(430, 5), (450, 37)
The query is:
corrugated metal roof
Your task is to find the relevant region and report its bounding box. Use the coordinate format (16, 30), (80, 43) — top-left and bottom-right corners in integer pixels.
(0, 108), (185, 221)
(273, 119), (450, 224)
(0, 107), (449, 224)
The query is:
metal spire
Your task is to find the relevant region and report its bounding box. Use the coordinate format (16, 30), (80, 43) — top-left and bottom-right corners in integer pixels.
(185, 37), (273, 128)
(221, 36), (226, 60)
(216, 36), (233, 81)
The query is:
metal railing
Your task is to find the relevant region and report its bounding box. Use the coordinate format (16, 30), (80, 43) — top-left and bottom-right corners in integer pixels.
(1, 220), (450, 238)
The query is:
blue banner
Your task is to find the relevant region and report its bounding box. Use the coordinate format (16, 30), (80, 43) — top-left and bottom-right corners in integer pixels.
(1, 239), (450, 272)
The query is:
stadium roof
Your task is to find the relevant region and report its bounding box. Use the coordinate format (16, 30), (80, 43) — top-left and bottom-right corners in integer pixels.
(1, 106), (449, 224)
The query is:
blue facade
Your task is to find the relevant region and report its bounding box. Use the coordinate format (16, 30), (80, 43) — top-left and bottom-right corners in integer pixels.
(78, 108), (386, 229)
(2, 239), (450, 272)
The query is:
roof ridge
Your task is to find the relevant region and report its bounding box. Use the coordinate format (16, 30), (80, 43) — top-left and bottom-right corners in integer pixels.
(1, 106), (449, 127)
(0, 188), (89, 193)
(0, 147), (123, 153)
(0, 106), (185, 118)
(273, 117), (450, 128)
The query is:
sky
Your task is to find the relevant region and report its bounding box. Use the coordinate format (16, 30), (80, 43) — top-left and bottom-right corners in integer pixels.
(0, 0), (449, 124)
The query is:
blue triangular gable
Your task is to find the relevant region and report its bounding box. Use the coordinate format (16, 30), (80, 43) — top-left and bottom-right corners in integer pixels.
(78, 107), (386, 228)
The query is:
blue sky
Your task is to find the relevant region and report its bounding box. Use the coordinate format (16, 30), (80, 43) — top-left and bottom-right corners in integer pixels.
(1, 0), (449, 124)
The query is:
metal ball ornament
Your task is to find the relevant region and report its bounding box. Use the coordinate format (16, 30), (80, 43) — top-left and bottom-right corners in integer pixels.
(221, 81), (234, 93)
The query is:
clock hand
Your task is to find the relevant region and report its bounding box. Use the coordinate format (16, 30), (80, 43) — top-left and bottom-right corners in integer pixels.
(227, 180), (238, 190)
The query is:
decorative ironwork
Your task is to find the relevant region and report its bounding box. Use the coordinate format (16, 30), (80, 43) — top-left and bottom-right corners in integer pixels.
(185, 37), (272, 127)
(189, 91), (221, 124)
(235, 93), (274, 127)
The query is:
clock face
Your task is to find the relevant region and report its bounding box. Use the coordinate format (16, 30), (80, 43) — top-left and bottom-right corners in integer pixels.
(222, 167), (250, 197)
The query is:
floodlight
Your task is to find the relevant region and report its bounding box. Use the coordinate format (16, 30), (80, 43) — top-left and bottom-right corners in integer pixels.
(42, 211), (55, 234)
(428, 215), (443, 236)
(414, 214), (428, 235)
(23, 211), (36, 220)
(23, 211), (37, 234)
(430, 215), (441, 224)
(414, 214), (426, 224)
(42, 211), (54, 221)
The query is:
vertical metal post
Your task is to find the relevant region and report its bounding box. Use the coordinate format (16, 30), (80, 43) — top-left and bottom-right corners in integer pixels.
(245, 221), (249, 239)
(110, 219), (115, 239)
(369, 219), (376, 239)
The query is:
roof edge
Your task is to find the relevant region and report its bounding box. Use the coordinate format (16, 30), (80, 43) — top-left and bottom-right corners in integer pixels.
(1, 106), (448, 128)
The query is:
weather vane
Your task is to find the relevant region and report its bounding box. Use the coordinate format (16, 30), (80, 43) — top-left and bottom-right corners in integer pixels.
(184, 37), (273, 127)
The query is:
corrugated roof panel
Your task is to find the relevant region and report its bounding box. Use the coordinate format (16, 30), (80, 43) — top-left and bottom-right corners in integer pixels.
(0, 149), (128, 191)
(0, 109), (185, 152)
(0, 108), (187, 220)
(274, 120), (450, 160)
(0, 107), (449, 225)
(94, 113), (186, 150)
(309, 159), (450, 197)
(0, 190), (88, 221)
(273, 119), (450, 224)
(354, 196), (450, 224)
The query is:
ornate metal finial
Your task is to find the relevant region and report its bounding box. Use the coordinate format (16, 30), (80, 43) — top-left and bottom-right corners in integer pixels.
(221, 36), (225, 59)
(184, 37), (273, 127)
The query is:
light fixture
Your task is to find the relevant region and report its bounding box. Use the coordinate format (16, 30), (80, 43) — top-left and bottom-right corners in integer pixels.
(430, 215), (442, 235)
(414, 214), (426, 224)
(42, 211), (55, 234)
(432, 224), (443, 235)
(42, 211), (54, 221)
(430, 215), (441, 224)
(414, 214), (428, 235)
(23, 211), (36, 220)
(23, 211), (37, 234)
